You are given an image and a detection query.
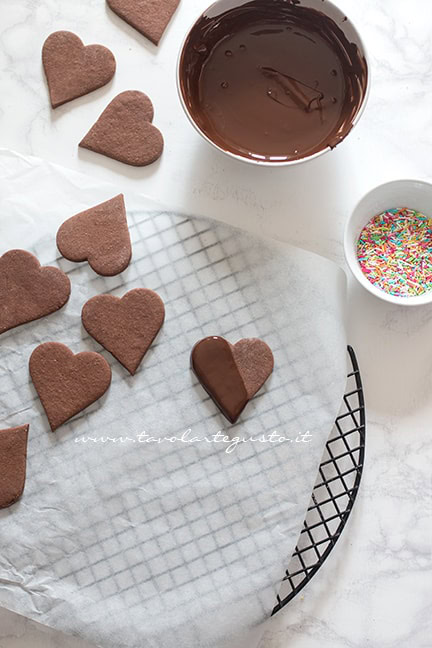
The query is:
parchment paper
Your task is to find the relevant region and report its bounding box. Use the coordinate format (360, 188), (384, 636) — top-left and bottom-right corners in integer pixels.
(0, 149), (347, 648)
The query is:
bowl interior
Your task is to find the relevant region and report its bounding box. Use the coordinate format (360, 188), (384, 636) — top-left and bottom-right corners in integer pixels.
(345, 180), (432, 305)
(177, 0), (369, 166)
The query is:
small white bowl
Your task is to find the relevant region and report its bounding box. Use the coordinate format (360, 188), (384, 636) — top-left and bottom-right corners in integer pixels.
(344, 179), (432, 306)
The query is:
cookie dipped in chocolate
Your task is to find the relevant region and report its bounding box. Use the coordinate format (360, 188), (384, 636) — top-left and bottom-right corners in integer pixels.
(191, 336), (248, 423)
(179, 0), (368, 162)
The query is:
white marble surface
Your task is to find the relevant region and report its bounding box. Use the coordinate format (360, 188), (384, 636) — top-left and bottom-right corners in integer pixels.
(0, 0), (431, 647)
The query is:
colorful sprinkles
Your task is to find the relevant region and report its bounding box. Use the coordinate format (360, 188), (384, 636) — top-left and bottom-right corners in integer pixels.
(357, 208), (432, 297)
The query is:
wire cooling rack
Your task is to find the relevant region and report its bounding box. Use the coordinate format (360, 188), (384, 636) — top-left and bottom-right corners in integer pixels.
(272, 346), (366, 613)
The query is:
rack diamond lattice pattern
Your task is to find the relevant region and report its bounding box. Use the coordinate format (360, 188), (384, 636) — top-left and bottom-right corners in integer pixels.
(273, 346), (366, 613)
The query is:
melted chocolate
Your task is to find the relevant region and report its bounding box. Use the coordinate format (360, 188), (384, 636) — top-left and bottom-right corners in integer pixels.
(191, 336), (248, 423)
(179, 0), (368, 162)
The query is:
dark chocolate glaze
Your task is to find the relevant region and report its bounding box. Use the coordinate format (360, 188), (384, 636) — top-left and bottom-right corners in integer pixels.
(191, 336), (248, 423)
(179, 0), (368, 162)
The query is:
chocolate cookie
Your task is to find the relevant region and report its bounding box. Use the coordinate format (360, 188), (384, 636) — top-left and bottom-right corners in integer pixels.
(42, 31), (116, 108)
(82, 288), (165, 375)
(29, 342), (112, 431)
(0, 425), (29, 509)
(0, 250), (71, 335)
(191, 336), (274, 423)
(79, 91), (163, 166)
(56, 194), (132, 276)
(107, 0), (180, 45)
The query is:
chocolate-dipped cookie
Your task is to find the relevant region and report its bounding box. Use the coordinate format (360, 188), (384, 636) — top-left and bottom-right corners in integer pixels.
(191, 336), (274, 423)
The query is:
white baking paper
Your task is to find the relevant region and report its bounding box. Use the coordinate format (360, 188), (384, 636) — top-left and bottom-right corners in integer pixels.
(0, 149), (347, 648)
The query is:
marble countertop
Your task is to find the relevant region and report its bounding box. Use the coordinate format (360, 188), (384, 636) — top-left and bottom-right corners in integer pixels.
(0, 0), (431, 647)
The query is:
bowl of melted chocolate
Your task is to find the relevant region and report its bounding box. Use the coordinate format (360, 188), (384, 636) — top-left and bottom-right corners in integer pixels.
(178, 0), (369, 165)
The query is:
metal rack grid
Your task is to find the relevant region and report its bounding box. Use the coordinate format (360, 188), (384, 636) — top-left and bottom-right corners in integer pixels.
(273, 346), (366, 613)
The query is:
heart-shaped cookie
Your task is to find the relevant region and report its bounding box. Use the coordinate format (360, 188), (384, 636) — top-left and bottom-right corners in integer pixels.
(79, 91), (164, 166)
(82, 288), (165, 375)
(42, 31), (116, 108)
(0, 250), (71, 335)
(191, 336), (274, 423)
(56, 194), (132, 276)
(0, 425), (29, 509)
(107, 0), (180, 45)
(29, 342), (112, 431)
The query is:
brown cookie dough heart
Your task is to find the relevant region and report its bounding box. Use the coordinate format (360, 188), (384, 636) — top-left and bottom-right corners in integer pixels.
(79, 91), (164, 166)
(29, 342), (112, 432)
(107, 0), (180, 45)
(191, 336), (274, 424)
(0, 425), (29, 509)
(82, 288), (165, 375)
(42, 31), (116, 109)
(56, 194), (132, 276)
(0, 250), (71, 335)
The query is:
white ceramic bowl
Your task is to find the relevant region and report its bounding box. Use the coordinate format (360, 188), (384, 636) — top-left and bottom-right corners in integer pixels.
(177, 0), (370, 167)
(344, 179), (432, 306)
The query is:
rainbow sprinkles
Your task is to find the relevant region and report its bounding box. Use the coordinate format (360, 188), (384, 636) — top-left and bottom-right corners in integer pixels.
(357, 208), (432, 297)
